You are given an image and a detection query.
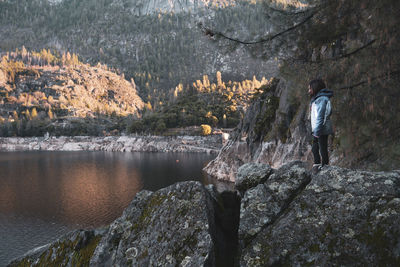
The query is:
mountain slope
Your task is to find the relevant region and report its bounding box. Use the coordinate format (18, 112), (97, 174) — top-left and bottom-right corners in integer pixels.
(0, 54), (144, 136)
(0, 0), (278, 101)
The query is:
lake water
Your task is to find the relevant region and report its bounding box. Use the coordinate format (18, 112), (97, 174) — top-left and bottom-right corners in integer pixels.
(0, 151), (220, 266)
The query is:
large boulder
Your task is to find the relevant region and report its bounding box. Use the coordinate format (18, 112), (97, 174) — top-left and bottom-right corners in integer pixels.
(8, 181), (239, 267)
(235, 162), (273, 195)
(90, 181), (237, 266)
(239, 161), (311, 250)
(239, 163), (400, 266)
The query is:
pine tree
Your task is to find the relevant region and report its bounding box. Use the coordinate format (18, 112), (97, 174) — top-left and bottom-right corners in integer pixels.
(48, 109), (54, 119)
(216, 71), (222, 87)
(12, 111), (18, 121)
(31, 108), (38, 118)
(25, 110), (31, 120)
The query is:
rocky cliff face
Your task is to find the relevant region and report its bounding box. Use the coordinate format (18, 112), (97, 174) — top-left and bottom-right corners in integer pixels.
(205, 0), (400, 180)
(9, 181), (240, 267)
(90, 181), (239, 266)
(204, 78), (312, 181)
(9, 161), (400, 266)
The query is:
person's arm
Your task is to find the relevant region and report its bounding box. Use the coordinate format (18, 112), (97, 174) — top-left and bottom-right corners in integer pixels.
(313, 98), (327, 137)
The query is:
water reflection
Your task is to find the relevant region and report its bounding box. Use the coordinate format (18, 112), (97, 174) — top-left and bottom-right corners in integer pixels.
(0, 151), (216, 228)
(0, 151), (232, 265)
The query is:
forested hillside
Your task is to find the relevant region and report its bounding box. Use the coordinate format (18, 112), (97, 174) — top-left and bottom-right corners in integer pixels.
(0, 0), (282, 136)
(0, 48), (269, 136)
(0, 49), (144, 136)
(0, 0), (276, 103)
(132, 72), (270, 134)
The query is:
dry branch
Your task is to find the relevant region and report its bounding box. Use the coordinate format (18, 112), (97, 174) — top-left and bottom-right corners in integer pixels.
(199, 13), (315, 45)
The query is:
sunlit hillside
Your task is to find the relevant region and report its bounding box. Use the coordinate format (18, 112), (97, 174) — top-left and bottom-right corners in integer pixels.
(0, 49), (144, 136)
(0, 0), (277, 102)
(0, 48), (271, 136)
(131, 72), (271, 134)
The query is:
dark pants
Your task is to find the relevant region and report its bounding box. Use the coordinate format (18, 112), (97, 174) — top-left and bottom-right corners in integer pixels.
(312, 135), (329, 165)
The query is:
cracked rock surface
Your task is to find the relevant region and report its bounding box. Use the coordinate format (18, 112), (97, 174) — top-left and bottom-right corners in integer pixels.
(239, 163), (400, 266)
(235, 162), (274, 195)
(239, 161), (311, 251)
(90, 181), (219, 266)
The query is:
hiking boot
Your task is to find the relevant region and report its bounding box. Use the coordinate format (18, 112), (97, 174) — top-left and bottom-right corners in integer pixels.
(312, 164), (322, 174)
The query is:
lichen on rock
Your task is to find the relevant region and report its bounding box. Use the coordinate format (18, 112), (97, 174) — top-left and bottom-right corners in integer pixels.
(90, 181), (229, 266)
(238, 161), (311, 250)
(238, 162), (400, 266)
(8, 229), (104, 267)
(235, 162), (273, 194)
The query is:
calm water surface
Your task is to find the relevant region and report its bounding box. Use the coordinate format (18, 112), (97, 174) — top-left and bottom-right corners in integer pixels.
(0, 151), (218, 266)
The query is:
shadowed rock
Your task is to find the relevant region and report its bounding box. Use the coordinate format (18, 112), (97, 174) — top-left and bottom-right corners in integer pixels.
(8, 181), (240, 267)
(90, 181), (237, 266)
(239, 161), (311, 251)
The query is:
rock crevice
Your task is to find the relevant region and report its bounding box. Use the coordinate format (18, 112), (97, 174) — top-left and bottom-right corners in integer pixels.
(238, 163), (400, 266)
(9, 162), (400, 267)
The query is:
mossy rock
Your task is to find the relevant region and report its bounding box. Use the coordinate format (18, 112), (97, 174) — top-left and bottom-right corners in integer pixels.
(9, 230), (103, 267)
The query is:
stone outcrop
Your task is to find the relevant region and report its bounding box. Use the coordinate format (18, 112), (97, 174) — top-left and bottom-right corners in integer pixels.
(204, 79), (312, 181)
(8, 161), (400, 266)
(235, 162), (273, 195)
(9, 181), (240, 267)
(0, 62), (145, 137)
(0, 135), (222, 154)
(0, 64), (144, 121)
(239, 161), (311, 250)
(238, 162), (400, 266)
(90, 181), (238, 266)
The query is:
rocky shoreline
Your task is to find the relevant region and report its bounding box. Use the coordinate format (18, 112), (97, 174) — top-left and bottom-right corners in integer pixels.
(8, 161), (400, 266)
(0, 135), (224, 154)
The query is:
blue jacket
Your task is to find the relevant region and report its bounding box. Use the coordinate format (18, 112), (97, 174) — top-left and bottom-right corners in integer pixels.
(310, 89), (334, 136)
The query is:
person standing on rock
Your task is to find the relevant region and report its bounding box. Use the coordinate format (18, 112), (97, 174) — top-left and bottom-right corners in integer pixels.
(308, 79), (334, 169)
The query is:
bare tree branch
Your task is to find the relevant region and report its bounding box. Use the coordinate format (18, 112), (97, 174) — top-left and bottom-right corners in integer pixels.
(338, 70), (400, 90)
(338, 39), (376, 59)
(199, 13), (315, 45)
(338, 80), (368, 90)
(289, 38), (376, 64)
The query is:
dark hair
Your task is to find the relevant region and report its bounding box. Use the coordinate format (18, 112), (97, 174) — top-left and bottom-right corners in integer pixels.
(309, 79), (326, 95)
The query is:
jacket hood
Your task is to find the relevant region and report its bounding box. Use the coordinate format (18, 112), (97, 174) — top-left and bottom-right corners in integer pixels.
(311, 88), (333, 103)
